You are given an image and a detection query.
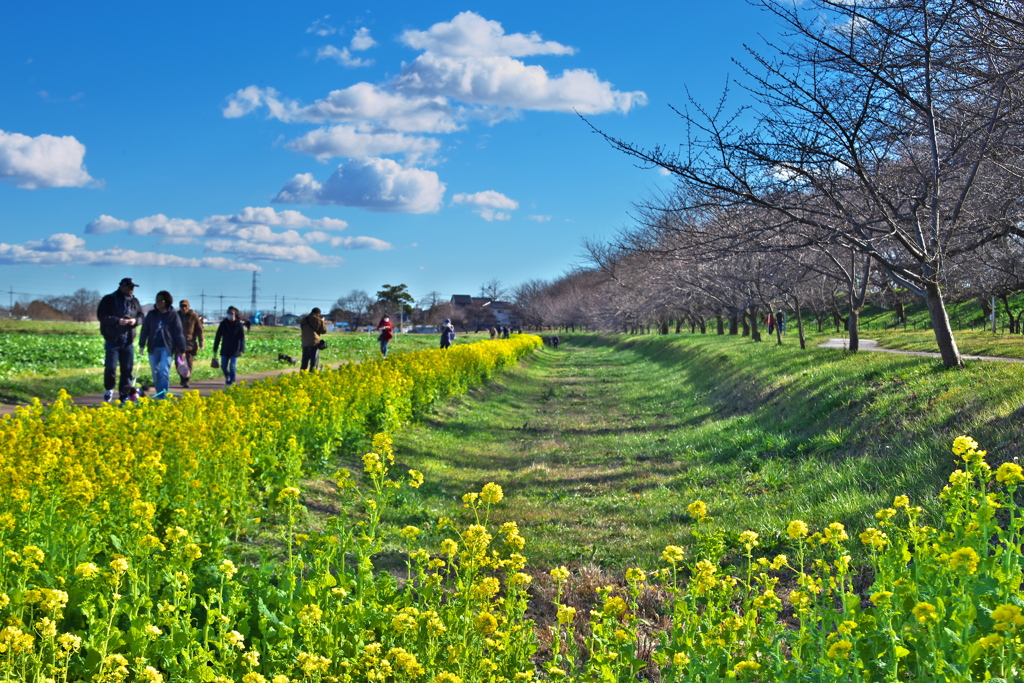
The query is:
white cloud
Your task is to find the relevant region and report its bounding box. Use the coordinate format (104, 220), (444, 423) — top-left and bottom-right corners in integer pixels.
(395, 54), (647, 114)
(274, 158), (446, 213)
(527, 214), (552, 222)
(453, 190), (518, 221)
(393, 12), (646, 114)
(399, 12), (575, 58)
(0, 129), (96, 189)
(351, 27), (376, 51)
(79, 206), (377, 265)
(203, 240), (341, 265)
(286, 125), (441, 163)
(307, 16), (339, 36)
(316, 45), (373, 68)
(330, 235), (393, 250)
(223, 83), (459, 134)
(453, 190), (518, 210)
(86, 206), (349, 237)
(0, 234), (260, 271)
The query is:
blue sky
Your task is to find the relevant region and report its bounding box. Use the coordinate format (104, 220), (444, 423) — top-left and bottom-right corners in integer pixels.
(1, 0), (769, 315)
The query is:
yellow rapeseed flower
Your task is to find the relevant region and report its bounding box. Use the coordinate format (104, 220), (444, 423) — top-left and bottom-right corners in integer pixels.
(480, 482), (504, 504)
(662, 545), (685, 564)
(996, 462), (1024, 485)
(949, 547), (980, 574)
(786, 520), (809, 539)
(550, 566), (570, 582)
(687, 500), (708, 519)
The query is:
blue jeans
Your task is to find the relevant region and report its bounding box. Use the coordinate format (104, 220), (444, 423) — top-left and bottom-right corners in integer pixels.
(380, 340), (389, 358)
(221, 355), (237, 385)
(147, 347), (172, 398)
(104, 340), (135, 398)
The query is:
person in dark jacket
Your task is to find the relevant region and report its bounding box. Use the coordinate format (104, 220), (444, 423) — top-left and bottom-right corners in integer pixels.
(139, 290), (188, 399)
(96, 277), (145, 402)
(177, 299), (204, 388)
(299, 307), (328, 371)
(213, 306), (246, 386)
(440, 318), (455, 349)
(376, 315), (393, 359)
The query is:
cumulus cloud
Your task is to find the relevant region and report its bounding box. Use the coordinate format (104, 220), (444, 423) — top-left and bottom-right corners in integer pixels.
(527, 214), (552, 222)
(86, 206), (349, 237)
(273, 158), (445, 213)
(79, 206), (384, 266)
(351, 27), (376, 51)
(395, 54), (646, 114)
(400, 12), (575, 58)
(453, 190), (518, 221)
(286, 125), (441, 163)
(0, 234), (260, 271)
(0, 129), (96, 189)
(317, 45), (373, 68)
(223, 83), (459, 134)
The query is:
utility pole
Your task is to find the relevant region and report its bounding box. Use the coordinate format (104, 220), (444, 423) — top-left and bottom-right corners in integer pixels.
(200, 290), (206, 319)
(219, 294), (225, 319)
(274, 294), (278, 318)
(282, 296), (286, 317)
(250, 271), (258, 314)
(8, 286), (12, 311)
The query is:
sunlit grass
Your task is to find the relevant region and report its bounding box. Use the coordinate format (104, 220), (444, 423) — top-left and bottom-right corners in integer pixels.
(388, 332), (1024, 570)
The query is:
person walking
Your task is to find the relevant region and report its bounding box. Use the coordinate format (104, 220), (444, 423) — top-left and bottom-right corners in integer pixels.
(440, 318), (456, 349)
(96, 277), (145, 402)
(177, 299), (204, 388)
(764, 312), (775, 335)
(376, 315), (393, 359)
(139, 290), (187, 399)
(300, 307), (328, 370)
(213, 306), (246, 386)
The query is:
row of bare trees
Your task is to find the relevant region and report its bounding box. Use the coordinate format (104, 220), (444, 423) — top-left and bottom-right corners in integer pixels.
(558, 0), (1024, 367)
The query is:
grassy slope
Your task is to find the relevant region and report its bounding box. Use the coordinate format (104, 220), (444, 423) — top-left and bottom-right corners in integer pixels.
(382, 332), (1024, 571)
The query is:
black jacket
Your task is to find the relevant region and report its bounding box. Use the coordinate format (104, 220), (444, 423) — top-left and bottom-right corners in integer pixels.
(213, 318), (246, 357)
(96, 291), (144, 344)
(139, 307), (187, 355)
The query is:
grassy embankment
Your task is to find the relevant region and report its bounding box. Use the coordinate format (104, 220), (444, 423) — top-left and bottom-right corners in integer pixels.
(355, 331), (1024, 575)
(0, 319), (460, 403)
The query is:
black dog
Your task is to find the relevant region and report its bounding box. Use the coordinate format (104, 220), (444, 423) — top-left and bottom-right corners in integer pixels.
(278, 353), (297, 365)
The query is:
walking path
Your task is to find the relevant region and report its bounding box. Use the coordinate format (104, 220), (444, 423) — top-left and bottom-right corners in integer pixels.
(816, 338), (1024, 364)
(0, 366), (303, 417)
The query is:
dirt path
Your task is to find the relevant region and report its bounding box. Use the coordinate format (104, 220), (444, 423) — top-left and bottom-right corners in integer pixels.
(0, 366), (306, 417)
(816, 338), (1024, 363)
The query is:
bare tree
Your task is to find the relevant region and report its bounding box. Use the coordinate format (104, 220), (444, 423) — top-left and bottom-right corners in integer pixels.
(333, 289), (374, 329)
(591, 0), (1024, 367)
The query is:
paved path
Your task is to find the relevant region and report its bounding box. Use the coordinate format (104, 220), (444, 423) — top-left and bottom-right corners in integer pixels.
(0, 366), (305, 417)
(816, 338), (1024, 364)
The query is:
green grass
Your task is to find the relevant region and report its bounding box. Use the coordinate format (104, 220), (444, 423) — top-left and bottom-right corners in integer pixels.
(0, 320), (472, 403)
(374, 332), (1024, 572)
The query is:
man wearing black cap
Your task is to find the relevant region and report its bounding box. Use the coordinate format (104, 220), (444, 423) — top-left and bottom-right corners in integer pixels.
(96, 278), (145, 402)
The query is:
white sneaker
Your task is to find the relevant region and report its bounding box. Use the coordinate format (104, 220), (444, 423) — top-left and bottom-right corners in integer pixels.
(103, 390), (113, 402)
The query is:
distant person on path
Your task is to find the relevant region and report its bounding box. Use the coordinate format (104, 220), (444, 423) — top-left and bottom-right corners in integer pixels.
(764, 312), (775, 335)
(376, 315), (393, 359)
(489, 327), (497, 340)
(177, 299), (203, 388)
(440, 318), (456, 349)
(139, 290), (187, 399)
(96, 277), (145, 402)
(213, 306), (246, 386)
(300, 307), (328, 371)
(502, 326), (510, 339)
(552, 334), (560, 349)
(777, 310), (787, 335)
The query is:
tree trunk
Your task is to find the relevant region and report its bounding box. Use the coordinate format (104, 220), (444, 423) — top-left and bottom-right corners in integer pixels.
(660, 320), (669, 335)
(795, 301), (806, 350)
(675, 319), (682, 334)
(750, 306), (761, 342)
(741, 313), (750, 337)
(698, 316), (707, 334)
(925, 282), (964, 368)
(730, 312), (739, 335)
(895, 301), (906, 328)
(717, 315), (725, 335)
(848, 308), (860, 353)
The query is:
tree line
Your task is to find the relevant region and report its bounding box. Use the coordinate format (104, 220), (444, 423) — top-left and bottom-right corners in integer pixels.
(516, 0), (1024, 366)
